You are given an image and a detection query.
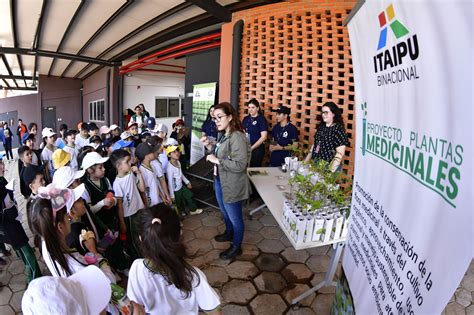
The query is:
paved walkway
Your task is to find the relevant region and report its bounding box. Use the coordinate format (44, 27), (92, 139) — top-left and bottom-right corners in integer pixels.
(0, 152), (472, 314)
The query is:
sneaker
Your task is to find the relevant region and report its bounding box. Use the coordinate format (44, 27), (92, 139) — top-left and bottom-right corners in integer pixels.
(190, 209), (203, 215)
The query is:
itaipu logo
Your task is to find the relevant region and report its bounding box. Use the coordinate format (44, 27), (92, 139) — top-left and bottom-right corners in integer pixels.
(377, 4), (409, 50)
(373, 4), (420, 86)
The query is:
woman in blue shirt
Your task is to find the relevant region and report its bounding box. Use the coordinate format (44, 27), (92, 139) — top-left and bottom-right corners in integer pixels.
(201, 105), (218, 139)
(242, 99), (268, 167)
(269, 106), (299, 167)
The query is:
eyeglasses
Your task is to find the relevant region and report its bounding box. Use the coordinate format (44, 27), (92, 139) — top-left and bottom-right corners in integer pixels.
(212, 115), (228, 122)
(322, 111), (331, 115)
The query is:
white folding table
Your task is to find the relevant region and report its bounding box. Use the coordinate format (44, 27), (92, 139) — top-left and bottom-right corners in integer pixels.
(247, 167), (346, 304)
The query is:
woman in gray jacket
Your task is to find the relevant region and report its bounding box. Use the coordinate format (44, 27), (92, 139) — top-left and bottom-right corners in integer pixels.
(201, 102), (251, 260)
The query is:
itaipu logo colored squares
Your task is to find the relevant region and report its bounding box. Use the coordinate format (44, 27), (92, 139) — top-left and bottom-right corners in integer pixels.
(373, 4), (419, 86)
(377, 4), (409, 50)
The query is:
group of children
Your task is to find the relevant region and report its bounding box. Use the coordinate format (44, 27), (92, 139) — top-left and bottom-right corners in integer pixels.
(0, 117), (222, 314)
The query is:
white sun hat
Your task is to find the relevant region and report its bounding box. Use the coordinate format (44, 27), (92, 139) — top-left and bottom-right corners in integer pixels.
(41, 127), (56, 138)
(81, 152), (109, 170)
(21, 265), (111, 315)
(53, 166), (85, 189)
(99, 125), (110, 135)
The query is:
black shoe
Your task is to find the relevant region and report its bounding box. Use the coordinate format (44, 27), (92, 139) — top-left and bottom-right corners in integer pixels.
(219, 245), (242, 260)
(214, 232), (233, 242)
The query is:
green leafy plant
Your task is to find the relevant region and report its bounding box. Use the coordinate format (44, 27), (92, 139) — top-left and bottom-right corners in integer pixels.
(288, 159), (352, 213)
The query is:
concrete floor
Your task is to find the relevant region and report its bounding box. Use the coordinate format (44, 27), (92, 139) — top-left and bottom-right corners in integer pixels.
(0, 152), (472, 314)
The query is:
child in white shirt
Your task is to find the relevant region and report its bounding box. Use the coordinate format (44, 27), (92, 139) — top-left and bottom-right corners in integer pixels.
(165, 145), (202, 216)
(136, 142), (171, 207)
(148, 136), (172, 204)
(62, 129), (79, 170)
(110, 149), (146, 259)
(127, 204), (221, 315)
(40, 127), (57, 182)
(75, 123), (90, 150)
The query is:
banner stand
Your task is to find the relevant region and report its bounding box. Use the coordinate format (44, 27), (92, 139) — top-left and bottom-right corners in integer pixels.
(292, 242), (345, 305)
(342, 1), (472, 313)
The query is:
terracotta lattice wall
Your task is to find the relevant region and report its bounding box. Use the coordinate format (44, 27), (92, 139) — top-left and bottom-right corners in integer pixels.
(233, 0), (356, 176)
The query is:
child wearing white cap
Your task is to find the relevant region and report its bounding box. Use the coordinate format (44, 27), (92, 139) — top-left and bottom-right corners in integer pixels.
(40, 127), (57, 182)
(109, 124), (120, 137)
(54, 166), (131, 274)
(81, 152), (117, 229)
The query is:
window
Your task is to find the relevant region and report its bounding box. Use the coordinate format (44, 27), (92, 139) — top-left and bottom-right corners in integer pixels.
(155, 97), (181, 118)
(89, 99), (105, 122)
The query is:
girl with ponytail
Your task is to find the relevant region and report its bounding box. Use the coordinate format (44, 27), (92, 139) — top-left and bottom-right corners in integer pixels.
(127, 204), (222, 315)
(27, 184), (116, 282)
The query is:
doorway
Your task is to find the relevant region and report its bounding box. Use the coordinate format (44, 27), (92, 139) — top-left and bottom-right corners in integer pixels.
(41, 106), (57, 132)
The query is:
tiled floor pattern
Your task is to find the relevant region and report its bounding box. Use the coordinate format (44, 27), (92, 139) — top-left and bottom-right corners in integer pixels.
(0, 154), (472, 314)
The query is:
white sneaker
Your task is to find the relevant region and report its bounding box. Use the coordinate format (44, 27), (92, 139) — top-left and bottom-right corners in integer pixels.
(190, 209), (203, 215)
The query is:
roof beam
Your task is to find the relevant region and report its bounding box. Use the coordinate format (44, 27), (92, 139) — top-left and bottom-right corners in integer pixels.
(112, 15), (219, 63)
(0, 47), (118, 66)
(186, 0), (231, 22)
(72, 1), (192, 79)
(1, 86), (37, 91)
(1, 54), (19, 88)
(110, 0), (280, 63)
(60, 0), (134, 78)
(81, 0), (283, 80)
(1, 79), (11, 88)
(48, 0), (87, 76)
(32, 0), (48, 83)
(10, 0), (27, 86)
(80, 15), (217, 80)
(0, 75), (34, 80)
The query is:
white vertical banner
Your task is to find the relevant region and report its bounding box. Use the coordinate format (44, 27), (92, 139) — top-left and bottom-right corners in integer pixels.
(343, 1), (473, 314)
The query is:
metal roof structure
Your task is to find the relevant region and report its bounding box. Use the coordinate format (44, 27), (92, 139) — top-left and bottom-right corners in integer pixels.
(0, 0), (280, 91)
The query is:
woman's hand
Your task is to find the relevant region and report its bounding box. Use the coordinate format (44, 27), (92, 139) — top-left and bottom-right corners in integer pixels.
(206, 154), (219, 164)
(304, 145), (314, 163)
(200, 135), (210, 146)
(269, 144), (282, 152)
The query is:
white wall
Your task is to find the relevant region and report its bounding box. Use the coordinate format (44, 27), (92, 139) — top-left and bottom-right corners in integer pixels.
(123, 72), (185, 132)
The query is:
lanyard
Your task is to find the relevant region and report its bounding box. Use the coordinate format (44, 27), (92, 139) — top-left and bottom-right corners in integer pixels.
(214, 134), (229, 156)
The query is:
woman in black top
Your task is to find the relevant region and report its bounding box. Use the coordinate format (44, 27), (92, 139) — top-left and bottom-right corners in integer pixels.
(305, 101), (349, 172)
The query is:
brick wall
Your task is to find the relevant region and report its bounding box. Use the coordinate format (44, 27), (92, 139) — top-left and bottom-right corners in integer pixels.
(232, 0), (356, 176)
